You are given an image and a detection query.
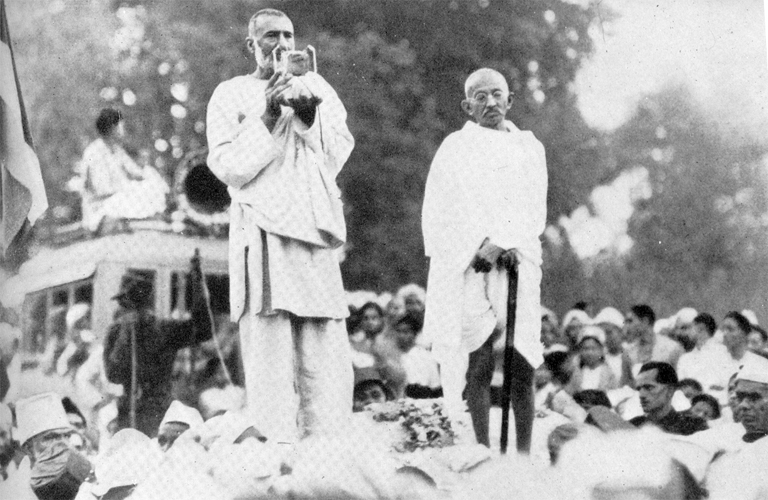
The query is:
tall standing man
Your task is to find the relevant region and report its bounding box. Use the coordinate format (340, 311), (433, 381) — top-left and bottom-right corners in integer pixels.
(422, 68), (547, 451)
(206, 9), (354, 442)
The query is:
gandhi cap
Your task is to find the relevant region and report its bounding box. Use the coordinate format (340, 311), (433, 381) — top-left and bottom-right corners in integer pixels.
(736, 354), (768, 385)
(160, 400), (204, 429)
(15, 392), (71, 445)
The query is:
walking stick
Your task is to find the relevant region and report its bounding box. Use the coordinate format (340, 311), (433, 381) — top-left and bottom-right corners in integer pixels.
(195, 249), (233, 386)
(129, 320), (138, 430)
(499, 254), (519, 454)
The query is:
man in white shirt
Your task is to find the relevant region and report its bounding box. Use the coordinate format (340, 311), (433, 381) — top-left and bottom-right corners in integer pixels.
(206, 9), (354, 442)
(677, 313), (733, 405)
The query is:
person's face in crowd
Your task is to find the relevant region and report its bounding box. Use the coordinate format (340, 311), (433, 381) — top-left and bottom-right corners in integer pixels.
(385, 299), (405, 324)
(403, 294), (424, 315)
(395, 323), (417, 352)
(579, 338), (603, 369)
(540, 319), (559, 347)
(157, 422), (190, 452)
(26, 429), (72, 461)
(728, 375), (743, 423)
(462, 73), (512, 130)
(734, 380), (768, 434)
(636, 369), (673, 417)
(623, 312), (646, 342)
(602, 323), (624, 354)
(679, 384), (701, 401)
(247, 14), (295, 74)
(690, 401), (717, 422)
(360, 307), (384, 337)
(693, 321), (710, 345)
(0, 426), (14, 467)
(564, 324), (582, 348)
(747, 331), (766, 353)
(675, 321), (695, 342)
(353, 384), (388, 412)
(722, 317), (747, 353)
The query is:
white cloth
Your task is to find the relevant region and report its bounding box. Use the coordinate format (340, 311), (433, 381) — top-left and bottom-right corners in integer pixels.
(677, 340), (737, 405)
(238, 311), (352, 442)
(206, 71), (354, 440)
(79, 139), (167, 229)
(422, 120), (546, 419)
(206, 72), (354, 322)
(401, 346), (441, 389)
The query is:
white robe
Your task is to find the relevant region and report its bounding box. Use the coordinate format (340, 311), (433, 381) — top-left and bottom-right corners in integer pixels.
(206, 72), (354, 321)
(422, 120), (547, 416)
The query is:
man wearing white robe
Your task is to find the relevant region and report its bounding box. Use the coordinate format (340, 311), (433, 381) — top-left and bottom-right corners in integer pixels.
(422, 68), (546, 451)
(206, 9), (354, 442)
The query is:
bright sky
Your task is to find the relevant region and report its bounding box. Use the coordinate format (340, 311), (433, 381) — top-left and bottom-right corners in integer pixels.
(564, 0), (768, 258)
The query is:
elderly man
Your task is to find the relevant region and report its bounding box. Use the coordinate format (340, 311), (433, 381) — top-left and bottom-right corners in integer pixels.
(422, 68), (546, 451)
(206, 8), (354, 442)
(630, 362), (707, 435)
(624, 305), (684, 375)
(15, 393), (91, 500)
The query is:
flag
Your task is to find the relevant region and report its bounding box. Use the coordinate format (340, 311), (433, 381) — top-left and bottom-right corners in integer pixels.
(0, 0), (47, 257)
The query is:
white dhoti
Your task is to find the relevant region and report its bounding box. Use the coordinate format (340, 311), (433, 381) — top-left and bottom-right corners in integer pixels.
(422, 119), (548, 425)
(239, 311), (353, 443)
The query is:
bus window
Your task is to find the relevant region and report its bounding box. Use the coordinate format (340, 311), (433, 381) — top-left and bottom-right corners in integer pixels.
(124, 269), (156, 308)
(74, 282), (93, 304)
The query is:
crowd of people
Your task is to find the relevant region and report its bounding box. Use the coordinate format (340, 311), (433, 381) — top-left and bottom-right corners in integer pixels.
(1, 288), (767, 498)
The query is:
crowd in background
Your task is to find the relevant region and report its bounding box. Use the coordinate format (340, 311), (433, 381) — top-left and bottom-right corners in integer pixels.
(1, 286), (768, 499)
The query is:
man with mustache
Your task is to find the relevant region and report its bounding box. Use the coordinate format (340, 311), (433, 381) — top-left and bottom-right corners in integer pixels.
(206, 8), (354, 442)
(422, 68), (547, 452)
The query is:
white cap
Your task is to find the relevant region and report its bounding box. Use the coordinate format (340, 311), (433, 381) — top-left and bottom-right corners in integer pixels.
(65, 303), (90, 330)
(654, 317), (675, 335)
(592, 307), (624, 329)
(15, 392), (71, 444)
(578, 325), (606, 346)
(160, 400), (204, 429)
(675, 307), (698, 325)
(93, 428), (163, 496)
(736, 354), (768, 385)
(563, 309), (591, 327)
(742, 309), (759, 326)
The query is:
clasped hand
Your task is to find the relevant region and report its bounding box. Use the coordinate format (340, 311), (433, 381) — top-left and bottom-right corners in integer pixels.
(471, 240), (519, 273)
(264, 71), (322, 119)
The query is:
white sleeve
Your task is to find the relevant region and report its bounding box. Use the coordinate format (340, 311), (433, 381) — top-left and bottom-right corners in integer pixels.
(206, 82), (282, 189)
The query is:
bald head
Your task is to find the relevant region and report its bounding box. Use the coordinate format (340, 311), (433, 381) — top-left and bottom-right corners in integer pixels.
(464, 68), (508, 98)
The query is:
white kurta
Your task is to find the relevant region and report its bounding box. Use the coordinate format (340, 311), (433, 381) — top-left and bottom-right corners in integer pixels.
(422, 120), (547, 416)
(206, 72), (354, 440)
(207, 72), (354, 321)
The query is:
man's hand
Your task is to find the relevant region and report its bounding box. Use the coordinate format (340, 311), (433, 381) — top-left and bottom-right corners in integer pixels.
(290, 94), (323, 126)
(262, 72), (293, 131)
(471, 240), (519, 273)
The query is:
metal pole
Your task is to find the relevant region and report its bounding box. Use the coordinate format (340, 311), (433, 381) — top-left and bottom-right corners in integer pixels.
(129, 321), (138, 430)
(499, 258), (519, 454)
(195, 249), (233, 386)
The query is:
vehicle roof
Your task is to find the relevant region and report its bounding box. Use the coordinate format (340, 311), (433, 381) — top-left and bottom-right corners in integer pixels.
(2, 230), (229, 307)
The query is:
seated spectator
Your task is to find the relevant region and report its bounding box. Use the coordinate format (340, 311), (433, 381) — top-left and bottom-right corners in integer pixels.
(394, 314), (441, 399)
(16, 393), (91, 500)
(565, 325), (618, 394)
(722, 311), (766, 386)
(630, 362), (707, 435)
(353, 379), (394, 413)
(677, 378), (703, 401)
(671, 307), (698, 352)
(676, 312), (732, 405)
(157, 400), (204, 452)
(689, 393), (721, 422)
(623, 305), (684, 374)
(349, 302), (386, 354)
(593, 307), (634, 388)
